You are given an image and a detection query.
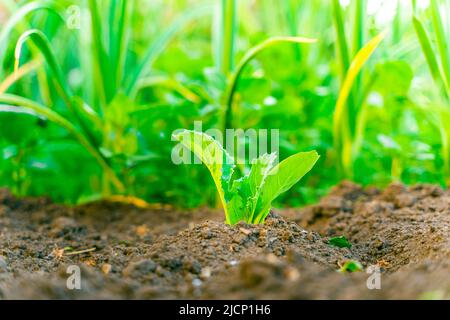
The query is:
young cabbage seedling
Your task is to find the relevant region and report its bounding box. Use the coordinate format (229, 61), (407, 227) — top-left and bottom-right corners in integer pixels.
(173, 130), (319, 225)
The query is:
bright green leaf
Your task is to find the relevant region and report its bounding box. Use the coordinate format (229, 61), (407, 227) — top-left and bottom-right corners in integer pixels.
(329, 235), (352, 248)
(339, 260), (363, 273)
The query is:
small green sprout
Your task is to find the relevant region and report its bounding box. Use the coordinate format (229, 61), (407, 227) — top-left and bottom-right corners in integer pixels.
(173, 130), (319, 225)
(329, 236), (352, 248)
(339, 260), (363, 273)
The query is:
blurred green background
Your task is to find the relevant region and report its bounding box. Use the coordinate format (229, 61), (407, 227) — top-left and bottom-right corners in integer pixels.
(0, 0), (449, 208)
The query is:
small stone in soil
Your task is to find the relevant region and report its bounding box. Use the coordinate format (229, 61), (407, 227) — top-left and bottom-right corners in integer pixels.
(101, 263), (112, 275)
(239, 228), (252, 235)
(265, 254), (279, 264)
(284, 266), (300, 281)
(192, 278), (202, 287)
(229, 260), (238, 266)
(135, 225), (149, 238)
(201, 267), (211, 278)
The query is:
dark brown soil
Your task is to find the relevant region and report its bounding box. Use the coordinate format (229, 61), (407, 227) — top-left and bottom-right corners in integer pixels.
(0, 182), (449, 300)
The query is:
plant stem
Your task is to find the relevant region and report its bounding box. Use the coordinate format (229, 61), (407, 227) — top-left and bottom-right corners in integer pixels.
(430, 0), (450, 91)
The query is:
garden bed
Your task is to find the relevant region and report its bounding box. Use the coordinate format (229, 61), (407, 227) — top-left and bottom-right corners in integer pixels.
(0, 182), (448, 300)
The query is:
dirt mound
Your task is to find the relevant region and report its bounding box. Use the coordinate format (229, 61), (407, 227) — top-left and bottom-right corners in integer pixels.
(0, 183), (449, 299)
(202, 254), (450, 300)
(290, 181), (450, 272)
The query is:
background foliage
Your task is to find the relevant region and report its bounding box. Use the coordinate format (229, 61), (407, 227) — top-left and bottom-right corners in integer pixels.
(0, 0), (448, 208)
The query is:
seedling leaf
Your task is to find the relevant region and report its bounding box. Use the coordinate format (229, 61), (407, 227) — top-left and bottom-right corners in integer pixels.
(172, 130), (236, 224)
(254, 151), (320, 223)
(339, 260), (363, 273)
(329, 236), (352, 248)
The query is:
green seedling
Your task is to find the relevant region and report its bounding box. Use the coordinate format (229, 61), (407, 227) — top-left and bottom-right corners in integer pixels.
(173, 130), (319, 225)
(339, 260), (363, 273)
(329, 236), (352, 248)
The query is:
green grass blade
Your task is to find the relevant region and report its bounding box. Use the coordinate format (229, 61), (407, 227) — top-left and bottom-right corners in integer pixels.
(88, 0), (112, 106)
(352, 0), (365, 56)
(0, 58), (42, 94)
(332, 0), (358, 135)
(15, 29), (72, 102)
(220, 0), (237, 75)
(125, 5), (213, 96)
(223, 36), (317, 130)
(352, 0), (365, 107)
(0, 94), (124, 192)
(109, 0), (130, 93)
(430, 0), (450, 91)
(0, 1), (60, 107)
(15, 29), (104, 148)
(333, 32), (387, 136)
(413, 16), (450, 98)
(0, 1), (63, 77)
(332, 0), (350, 80)
(333, 31), (386, 177)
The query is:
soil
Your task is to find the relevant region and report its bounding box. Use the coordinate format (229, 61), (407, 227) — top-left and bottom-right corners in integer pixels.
(0, 181), (449, 300)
